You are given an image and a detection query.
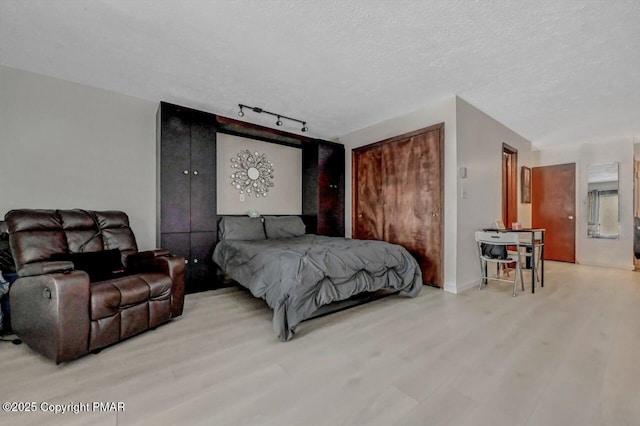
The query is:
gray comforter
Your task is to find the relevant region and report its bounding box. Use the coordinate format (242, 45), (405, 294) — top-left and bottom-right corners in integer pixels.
(212, 235), (422, 341)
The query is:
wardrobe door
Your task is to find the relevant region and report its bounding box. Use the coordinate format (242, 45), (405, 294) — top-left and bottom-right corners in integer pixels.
(189, 231), (217, 292)
(189, 119), (217, 233)
(160, 106), (191, 234)
(160, 233), (191, 281)
(302, 141), (346, 237)
(318, 142), (345, 236)
(383, 129), (443, 287)
(353, 147), (384, 240)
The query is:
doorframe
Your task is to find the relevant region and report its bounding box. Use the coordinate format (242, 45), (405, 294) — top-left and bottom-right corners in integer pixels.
(502, 143), (518, 227)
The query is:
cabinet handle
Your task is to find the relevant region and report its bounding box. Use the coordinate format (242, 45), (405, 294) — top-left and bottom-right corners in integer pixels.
(183, 170), (189, 175)
(184, 259), (189, 264)
(193, 258), (199, 263)
(193, 170), (199, 176)
(358, 214), (363, 218)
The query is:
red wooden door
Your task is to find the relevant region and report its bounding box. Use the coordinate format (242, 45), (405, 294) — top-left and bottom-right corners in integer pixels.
(532, 163), (576, 262)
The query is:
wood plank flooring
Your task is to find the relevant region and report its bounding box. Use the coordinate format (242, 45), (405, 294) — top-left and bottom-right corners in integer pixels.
(1, 261), (639, 425)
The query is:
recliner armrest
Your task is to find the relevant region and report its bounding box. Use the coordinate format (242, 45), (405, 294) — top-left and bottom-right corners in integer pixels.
(18, 261), (74, 277)
(10, 271), (91, 363)
(125, 249), (171, 268)
(134, 249), (171, 260)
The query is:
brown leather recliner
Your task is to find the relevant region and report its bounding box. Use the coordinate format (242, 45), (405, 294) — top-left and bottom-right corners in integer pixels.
(5, 209), (186, 363)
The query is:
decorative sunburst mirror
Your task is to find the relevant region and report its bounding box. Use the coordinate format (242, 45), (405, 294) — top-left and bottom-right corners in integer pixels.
(230, 150), (274, 197)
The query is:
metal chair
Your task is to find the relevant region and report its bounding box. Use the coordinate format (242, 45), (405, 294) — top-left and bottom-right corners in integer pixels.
(476, 231), (524, 297)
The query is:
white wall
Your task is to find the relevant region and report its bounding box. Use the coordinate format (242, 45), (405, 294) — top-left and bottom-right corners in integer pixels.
(339, 96), (459, 292)
(0, 66), (158, 249)
(216, 134), (302, 215)
(535, 139), (634, 270)
(455, 97), (533, 292)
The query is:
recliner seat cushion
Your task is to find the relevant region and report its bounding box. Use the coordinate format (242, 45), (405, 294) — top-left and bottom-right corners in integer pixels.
(90, 273), (172, 321)
(89, 273), (173, 350)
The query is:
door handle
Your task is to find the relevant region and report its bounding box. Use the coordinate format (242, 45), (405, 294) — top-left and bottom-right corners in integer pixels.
(358, 214), (363, 218)
(568, 215), (574, 220)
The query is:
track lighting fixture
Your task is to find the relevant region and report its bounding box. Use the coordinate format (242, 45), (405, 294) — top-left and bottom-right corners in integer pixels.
(237, 104), (308, 133)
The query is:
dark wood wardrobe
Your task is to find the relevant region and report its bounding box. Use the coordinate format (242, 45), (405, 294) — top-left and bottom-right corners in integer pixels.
(157, 103), (218, 293)
(157, 102), (345, 292)
(303, 141), (345, 236)
(352, 123), (444, 288)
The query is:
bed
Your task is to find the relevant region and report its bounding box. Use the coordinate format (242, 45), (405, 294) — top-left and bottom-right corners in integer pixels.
(212, 216), (423, 341)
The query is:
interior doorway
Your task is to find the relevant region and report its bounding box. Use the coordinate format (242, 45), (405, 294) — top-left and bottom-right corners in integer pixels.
(502, 144), (518, 227)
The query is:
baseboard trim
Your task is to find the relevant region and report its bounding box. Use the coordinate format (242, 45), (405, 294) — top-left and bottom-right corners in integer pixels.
(577, 261), (634, 271)
(444, 279), (479, 294)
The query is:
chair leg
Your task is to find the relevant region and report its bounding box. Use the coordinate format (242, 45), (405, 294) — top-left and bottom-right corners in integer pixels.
(501, 263), (512, 277)
(532, 250), (539, 286)
(478, 260), (486, 290)
(514, 255), (524, 297)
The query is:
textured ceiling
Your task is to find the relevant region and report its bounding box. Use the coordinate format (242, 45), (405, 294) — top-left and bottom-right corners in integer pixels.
(1, 0), (639, 149)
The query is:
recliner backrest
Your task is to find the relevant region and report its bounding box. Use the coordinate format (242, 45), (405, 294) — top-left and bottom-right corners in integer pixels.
(5, 209), (138, 272)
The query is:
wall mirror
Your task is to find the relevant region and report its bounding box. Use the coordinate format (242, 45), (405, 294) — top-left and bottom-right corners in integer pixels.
(587, 162), (619, 239)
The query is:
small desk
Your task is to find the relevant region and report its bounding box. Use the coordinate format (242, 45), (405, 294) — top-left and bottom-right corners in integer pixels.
(482, 228), (545, 293)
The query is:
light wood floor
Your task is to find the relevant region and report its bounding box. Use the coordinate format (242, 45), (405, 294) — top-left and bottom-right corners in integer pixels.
(2, 261), (640, 426)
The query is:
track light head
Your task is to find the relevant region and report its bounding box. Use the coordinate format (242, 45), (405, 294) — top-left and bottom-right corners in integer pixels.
(276, 116), (283, 126)
(238, 105), (244, 117)
(301, 123), (308, 132)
